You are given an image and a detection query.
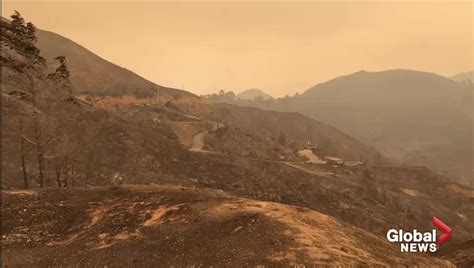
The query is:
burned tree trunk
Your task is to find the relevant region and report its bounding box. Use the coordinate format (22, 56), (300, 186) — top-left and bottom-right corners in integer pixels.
(34, 131), (45, 188)
(71, 164), (75, 187)
(19, 127), (29, 189)
(55, 165), (61, 187)
(361, 167), (378, 200)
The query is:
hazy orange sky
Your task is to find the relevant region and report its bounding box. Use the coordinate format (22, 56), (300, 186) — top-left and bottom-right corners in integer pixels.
(2, 1), (473, 97)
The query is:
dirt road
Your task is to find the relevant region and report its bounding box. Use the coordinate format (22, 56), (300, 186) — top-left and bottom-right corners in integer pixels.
(189, 130), (209, 152)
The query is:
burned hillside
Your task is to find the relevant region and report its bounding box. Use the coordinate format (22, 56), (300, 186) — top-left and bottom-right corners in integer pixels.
(1, 11), (473, 266)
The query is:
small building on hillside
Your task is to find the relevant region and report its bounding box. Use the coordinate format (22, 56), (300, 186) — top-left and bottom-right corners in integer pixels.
(344, 161), (364, 167)
(304, 140), (318, 150)
(324, 156), (343, 165)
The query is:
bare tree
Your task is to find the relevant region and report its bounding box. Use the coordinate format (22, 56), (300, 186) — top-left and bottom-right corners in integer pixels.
(278, 131), (286, 146)
(18, 119), (29, 188)
(1, 11), (74, 188)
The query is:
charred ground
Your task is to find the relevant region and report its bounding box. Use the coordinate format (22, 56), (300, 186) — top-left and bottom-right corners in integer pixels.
(1, 13), (473, 266)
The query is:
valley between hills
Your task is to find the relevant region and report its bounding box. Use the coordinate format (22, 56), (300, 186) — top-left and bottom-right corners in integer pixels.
(1, 13), (473, 266)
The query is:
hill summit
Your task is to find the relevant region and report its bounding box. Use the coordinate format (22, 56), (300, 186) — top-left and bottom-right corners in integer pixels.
(237, 89), (273, 100)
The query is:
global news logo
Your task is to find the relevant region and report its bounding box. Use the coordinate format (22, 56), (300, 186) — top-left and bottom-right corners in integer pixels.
(386, 216), (452, 253)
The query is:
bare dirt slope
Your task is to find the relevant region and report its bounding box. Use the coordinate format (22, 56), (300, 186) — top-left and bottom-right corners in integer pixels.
(192, 103), (384, 164)
(2, 185), (451, 266)
(35, 28), (197, 102)
(22, 19), (385, 169)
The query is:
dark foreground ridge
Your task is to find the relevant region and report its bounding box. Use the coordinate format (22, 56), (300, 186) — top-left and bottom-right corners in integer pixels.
(0, 185), (457, 266)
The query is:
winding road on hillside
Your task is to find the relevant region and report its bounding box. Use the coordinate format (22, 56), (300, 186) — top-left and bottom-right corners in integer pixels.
(188, 120), (225, 153)
(187, 130), (356, 186)
(189, 130), (209, 152)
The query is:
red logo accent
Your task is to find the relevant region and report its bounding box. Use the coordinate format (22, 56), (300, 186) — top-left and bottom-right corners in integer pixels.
(432, 216), (452, 246)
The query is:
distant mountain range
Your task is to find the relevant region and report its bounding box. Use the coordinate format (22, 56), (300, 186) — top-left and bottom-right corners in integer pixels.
(250, 70), (473, 184)
(450, 71), (473, 83)
(237, 89), (273, 100)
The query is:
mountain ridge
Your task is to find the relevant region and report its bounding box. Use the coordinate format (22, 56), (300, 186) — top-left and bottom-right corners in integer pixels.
(237, 88), (273, 100)
(300, 69), (462, 99)
(34, 26), (197, 101)
(233, 69), (473, 185)
(450, 70), (474, 83)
